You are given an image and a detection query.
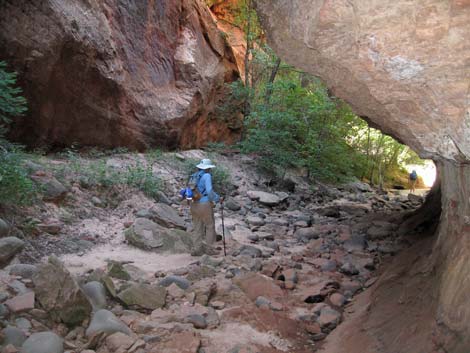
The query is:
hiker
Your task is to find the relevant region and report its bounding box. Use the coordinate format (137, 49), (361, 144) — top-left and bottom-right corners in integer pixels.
(188, 159), (223, 256)
(409, 169), (418, 193)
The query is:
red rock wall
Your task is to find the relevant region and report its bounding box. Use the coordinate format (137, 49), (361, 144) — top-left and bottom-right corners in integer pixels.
(0, 0), (242, 150)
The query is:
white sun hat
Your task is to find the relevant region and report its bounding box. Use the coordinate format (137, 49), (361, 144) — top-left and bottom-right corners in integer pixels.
(196, 159), (216, 170)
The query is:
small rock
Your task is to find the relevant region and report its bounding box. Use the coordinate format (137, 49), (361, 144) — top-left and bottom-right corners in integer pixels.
(210, 301), (225, 310)
(5, 292), (34, 313)
(21, 331), (64, 353)
(117, 283), (166, 310)
(316, 305), (341, 331)
(225, 199), (241, 211)
(246, 216), (265, 227)
(2, 326), (26, 348)
(329, 292), (346, 307)
(235, 245), (262, 258)
(158, 275), (190, 290)
(107, 262), (131, 280)
(37, 221), (63, 235)
(105, 332), (135, 352)
(255, 296), (271, 309)
(0, 237), (25, 266)
(0, 218), (10, 237)
(6, 264), (38, 279)
(186, 314), (207, 329)
(91, 197), (104, 207)
(82, 281), (107, 311)
(86, 309), (131, 337)
(339, 262), (359, 276)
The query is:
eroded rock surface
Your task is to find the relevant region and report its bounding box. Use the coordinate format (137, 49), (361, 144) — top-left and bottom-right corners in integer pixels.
(255, 1), (470, 351)
(0, 0), (241, 149)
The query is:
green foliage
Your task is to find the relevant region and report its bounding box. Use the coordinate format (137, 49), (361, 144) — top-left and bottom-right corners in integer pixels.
(54, 152), (163, 199)
(0, 61), (27, 131)
(0, 148), (37, 205)
(0, 61), (35, 205)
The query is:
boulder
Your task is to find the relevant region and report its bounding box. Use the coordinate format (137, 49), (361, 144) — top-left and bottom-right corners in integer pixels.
(117, 283), (166, 310)
(247, 191), (282, 206)
(0, 237), (25, 266)
(107, 262), (131, 281)
(32, 256), (92, 326)
(82, 281), (107, 312)
(86, 309), (131, 337)
(125, 218), (193, 253)
(30, 175), (67, 202)
(149, 203), (186, 230)
(21, 332), (63, 353)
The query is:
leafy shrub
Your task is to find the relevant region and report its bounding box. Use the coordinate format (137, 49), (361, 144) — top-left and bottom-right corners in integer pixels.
(0, 149), (37, 205)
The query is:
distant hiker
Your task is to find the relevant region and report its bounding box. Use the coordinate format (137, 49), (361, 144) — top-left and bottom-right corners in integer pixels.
(409, 169), (418, 193)
(186, 159), (223, 256)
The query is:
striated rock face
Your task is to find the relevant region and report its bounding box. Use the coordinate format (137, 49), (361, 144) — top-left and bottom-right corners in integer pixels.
(0, 0), (242, 149)
(256, 0), (470, 351)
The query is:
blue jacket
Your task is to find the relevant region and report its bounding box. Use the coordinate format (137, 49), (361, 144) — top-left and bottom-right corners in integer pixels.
(195, 170), (220, 203)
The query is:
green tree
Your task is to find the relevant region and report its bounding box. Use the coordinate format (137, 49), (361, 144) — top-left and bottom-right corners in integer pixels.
(0, 61), (35, 205)
(0, 61), (27, 142)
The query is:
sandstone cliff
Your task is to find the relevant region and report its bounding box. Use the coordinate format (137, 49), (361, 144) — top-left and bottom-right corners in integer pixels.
(256, 0), (470, 352)
(0, 0), (242, 149)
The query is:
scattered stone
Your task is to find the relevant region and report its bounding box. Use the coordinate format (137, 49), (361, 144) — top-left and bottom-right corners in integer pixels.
(210, 301), (225, 310)
(15, 317), (31, 331)
(294, 227), (321, 241)
(234, 273), (284, 301)
(149, 203), (186, 230)
(186, 314), (207, 329)
(82, 281), (107, 311)
(0, 303), (9, 318)
(2, 326), (26, 348)
(5, 292), (34, 313)
(246, 216), (265, 227)
(0, 237), (25, 266)
(91, 196), (104, 207)
(105, 332), (135, 352)
(31, 175), (67, 202)
(21, 331), (64, 353)
(281, 269), (298, 290)
(329, 292), (346, 307)
(107, 262), (131, 280)
(367, 226), (392, 240)
(125, 218), (193, 253)
(343, 235), (367, 252)
(33, 256), (92, 326)
(0, 218), (9, 237)
(225, 199), (241, 211)
(316, 305), (341, 331)
(117, 283), (166, 310)
(159, 275), (190, 290)
(200, 255), (224, 268)
(234, 245), (262, 258)
(2, 344), (19, 353)
(340, 262), (359, 276)
(86, 309), (131, 337)
(247, 191), (282, 206)
(6, 264), (38, 279)
(255, 296), (270, 309)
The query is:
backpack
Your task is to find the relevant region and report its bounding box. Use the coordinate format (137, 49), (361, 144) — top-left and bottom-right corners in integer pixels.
(186, 171), (204, 202)
(409, 171), (417, 181)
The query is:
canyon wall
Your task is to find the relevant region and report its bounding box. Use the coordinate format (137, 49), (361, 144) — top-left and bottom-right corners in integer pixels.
(0, 0), (242, 149)
(255, 0), (470, 351)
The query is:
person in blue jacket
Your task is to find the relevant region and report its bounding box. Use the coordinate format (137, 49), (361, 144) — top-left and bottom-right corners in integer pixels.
(190, 159), (223, 256)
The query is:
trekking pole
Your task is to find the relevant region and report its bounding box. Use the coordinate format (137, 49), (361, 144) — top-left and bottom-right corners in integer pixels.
(221, 199), (226, 256)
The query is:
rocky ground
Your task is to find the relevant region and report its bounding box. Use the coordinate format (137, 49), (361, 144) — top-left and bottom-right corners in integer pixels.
(0, 150), (427, 353)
